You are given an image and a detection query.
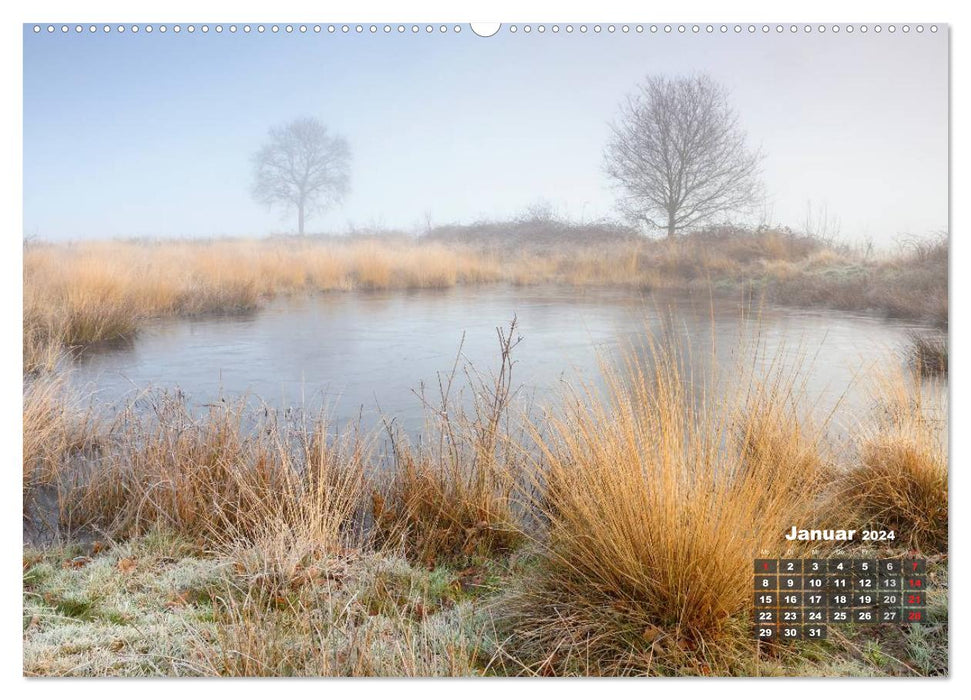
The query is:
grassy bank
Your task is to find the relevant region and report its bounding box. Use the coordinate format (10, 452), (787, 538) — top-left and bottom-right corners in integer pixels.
(23, 223), (947, 373)
(23, 327), (948, 676)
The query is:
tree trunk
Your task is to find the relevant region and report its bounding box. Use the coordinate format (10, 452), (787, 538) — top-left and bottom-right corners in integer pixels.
(667, 211), (677, 238)
(298, 202), (305, 235)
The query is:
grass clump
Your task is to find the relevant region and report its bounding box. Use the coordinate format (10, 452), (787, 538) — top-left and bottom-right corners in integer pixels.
(40, 391), (369, 554)
(499, 337), (829, 675)
(907, 331), (947, 377)
(23, 371), (103, 521)
(837, 367), (948, 553)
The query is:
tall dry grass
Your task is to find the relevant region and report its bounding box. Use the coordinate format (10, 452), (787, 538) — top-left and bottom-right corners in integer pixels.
(30, 224), (928, 371)
(907, 331), (948, 377)
(767, 232), (948, 327)
(22, 370), (104, 520)
(26, 323), (530, 566)
(499, 336), (830, 675)
(28, 390), (370, 555)
(22, 237), (504, 368)
(836, 366), (948, 552)
(23, 321), (532, 564)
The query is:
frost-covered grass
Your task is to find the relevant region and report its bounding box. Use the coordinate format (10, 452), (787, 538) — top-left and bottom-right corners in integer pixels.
(23, 532), (947, 677)
(23, 530), (509, 677)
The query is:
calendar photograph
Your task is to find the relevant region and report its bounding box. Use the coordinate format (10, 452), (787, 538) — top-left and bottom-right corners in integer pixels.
(20, 18), (948, 678)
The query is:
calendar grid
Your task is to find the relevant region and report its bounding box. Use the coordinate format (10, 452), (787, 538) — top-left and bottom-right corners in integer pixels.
(753, 559), (927, 641)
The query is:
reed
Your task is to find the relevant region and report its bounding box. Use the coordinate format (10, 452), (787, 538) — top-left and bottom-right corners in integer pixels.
(22, 370), (104, 520)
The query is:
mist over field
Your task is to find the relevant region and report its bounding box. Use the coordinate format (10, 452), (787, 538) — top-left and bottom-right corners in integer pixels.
(24, 25), (947, 245)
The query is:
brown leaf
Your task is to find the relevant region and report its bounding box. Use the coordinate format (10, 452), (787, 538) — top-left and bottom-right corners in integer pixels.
(165, 591), (189, 609)
(91, 541), (105, 555)
(117, 557), (137, 574)
(678, 635), (699, 652)
(642, 625), (661, 644)
(109, 639), (125, 652)
(63, 556), (92, 569)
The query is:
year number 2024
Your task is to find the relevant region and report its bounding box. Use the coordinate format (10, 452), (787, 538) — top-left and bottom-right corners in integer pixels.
(860, 530), (896, 541)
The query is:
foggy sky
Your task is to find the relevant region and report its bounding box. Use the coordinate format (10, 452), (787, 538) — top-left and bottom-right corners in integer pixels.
(23, 24), (948, 245)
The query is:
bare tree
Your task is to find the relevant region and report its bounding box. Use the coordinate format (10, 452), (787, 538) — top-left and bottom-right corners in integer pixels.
(604, 74), (763, 237)
(252, 117), (350, 235)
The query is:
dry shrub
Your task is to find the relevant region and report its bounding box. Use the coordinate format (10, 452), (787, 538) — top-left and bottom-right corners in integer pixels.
(372, 320), (527, 565)
(500, 336), (828, 675)
(837, 366), (947, 553)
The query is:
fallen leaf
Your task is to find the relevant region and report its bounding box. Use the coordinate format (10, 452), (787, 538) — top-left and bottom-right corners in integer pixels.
(91, 541), (105, 555)
(117, 557), (137, 574)
(63, 556), (92, 569)
(165, 591), (189, 609)
(642, 625), (661, 644)
(109, 639), (125, 652)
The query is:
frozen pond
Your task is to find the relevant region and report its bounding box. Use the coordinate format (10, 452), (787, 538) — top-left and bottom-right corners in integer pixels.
(70, 285), (942, 441)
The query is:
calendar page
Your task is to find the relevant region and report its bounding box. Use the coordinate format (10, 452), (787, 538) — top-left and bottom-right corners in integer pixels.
(18, 3), (949, 683)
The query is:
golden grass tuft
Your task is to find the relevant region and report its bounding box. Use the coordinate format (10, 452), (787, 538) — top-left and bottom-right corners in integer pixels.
(836, 366), (948, 553)
(499, 336), (828, 675)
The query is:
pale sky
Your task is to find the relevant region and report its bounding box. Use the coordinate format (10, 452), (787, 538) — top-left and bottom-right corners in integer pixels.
(23, 25), (948, 245)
